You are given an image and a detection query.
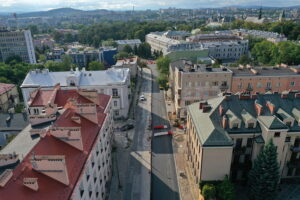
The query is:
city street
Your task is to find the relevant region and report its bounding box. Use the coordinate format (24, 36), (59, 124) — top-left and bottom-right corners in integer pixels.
(149, 64), (180, 200)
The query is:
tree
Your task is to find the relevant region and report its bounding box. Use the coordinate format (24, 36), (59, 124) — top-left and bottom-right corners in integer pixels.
(237, 55), (252, 65)
(88, 61), (105, 71)
(61, 55), (73, 70)
(123, 45), (133, 54)
(114, 52), (130, 60)
(156, 57), (170, 75)
(202, 184), (216, 200)
(5, 55), (22, 64)
(137, 42), (152, 59)
(217, 175), (235, 200)
(248, 139), (280, 200)
(157, 74), (168, 90)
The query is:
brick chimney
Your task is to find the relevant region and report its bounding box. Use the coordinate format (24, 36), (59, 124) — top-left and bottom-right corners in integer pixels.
(255, 100), (263, 116)
(222, 115), (228, 129)
(202, 105), (211, 113)
(219, 105), (224, 116)
(199, 101), (208, 109)
(266, 101), (275, 114)
(281, 91), (289, 99)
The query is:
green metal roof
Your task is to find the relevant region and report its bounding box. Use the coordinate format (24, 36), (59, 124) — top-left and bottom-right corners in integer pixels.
(258, 115), (287, 130)
(277, 108), (292, 120)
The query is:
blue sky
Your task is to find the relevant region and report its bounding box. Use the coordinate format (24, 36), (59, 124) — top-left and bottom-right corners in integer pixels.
(0, 0), (299, 12)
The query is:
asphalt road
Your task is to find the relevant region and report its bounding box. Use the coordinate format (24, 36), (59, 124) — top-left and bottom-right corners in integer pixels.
(123, 68), (151, 200)
(150, 64), (180, 200)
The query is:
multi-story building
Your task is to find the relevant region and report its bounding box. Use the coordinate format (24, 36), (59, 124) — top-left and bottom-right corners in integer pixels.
(21, 68), (130, 119)
(99, 47), (117, 66)
(113, 56), (138, 78)
(0, 83), (19, 112)
(186, 92), (300, 183)
(0, 86), (113, 200)
(66, 47), (103, 68)
(230, 64), (300, 94)
(46, 47), (65, 62)
(146, 31), (248, 61)
(0, 27), (36, 64)
(233, 29), (287, 43)
(169, 59), (232, 118)
(116, 39), (141, 52)
(33, 34), (54, 49)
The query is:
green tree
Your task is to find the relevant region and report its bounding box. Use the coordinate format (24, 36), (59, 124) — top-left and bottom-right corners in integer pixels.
(5, 55), (22, 64)
(28, 25), (39, 35)
(157, 73), (168, 90)
(217, 175), (235, 200)
(248, 139), (280, 200)
(123, 45), (133, 54)
(114, 52), (130, 60)
(61, 55), (73, 70)
(156, 57), (170, 75)
(251, 40), (278, 65)
(88, 61), (105, 71)
(202, 184), (216, 200)
(237, 55), (252, 65)
(137, 42), (152, 59)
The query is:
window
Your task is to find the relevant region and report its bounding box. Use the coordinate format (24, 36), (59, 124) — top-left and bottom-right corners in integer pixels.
(266, 82), (271, 88)
(287, 167), (294, 176)
(276, 82), (281, 88)
(248, 123), (254, 129)
(114, 101), (118, 107)
(232, 123), (239, 129)
(290, 81), (295, 87)
(285, 136), (291, 142)
(295, 168), (300, 176)
(274, 132), (280, 137)
(247, 83), (253, 89)
(235, 138), (243, 148)
(205, 81), (209, 87)
(112, 88), (118, 97)
(212, 81), (218, 86)
(237, 82), (243, 89)
(246, 138), (253, 147)
(256, 82), (262, 88)
(204, 91), (209, 96)
(114, 110), (119, 117)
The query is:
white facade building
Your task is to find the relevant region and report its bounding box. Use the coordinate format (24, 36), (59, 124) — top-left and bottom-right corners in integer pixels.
(0, 27), (36, 64)
(21, 68), (131, 119)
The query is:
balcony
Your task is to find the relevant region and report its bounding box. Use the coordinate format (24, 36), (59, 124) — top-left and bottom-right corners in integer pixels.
(287, 159), (300, 168)
(290, 146), (300, 152)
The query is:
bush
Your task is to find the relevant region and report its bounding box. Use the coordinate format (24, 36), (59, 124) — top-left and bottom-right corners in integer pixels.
(217, 175), (235, 200)
(202, 184), (216, 200)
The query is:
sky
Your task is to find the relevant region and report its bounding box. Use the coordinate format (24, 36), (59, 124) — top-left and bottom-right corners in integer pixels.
(0, 0), (299, 12)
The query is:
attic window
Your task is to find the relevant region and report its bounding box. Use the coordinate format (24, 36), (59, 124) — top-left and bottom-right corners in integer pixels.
(232, 123), (239, 129)
(248, 123), (254, 129)
(274, 132), (281, 137)
(286, 121), (292, 127)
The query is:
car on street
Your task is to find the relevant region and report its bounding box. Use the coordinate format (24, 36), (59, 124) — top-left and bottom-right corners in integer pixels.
(140, 95), (146, 101)
(120, 123), (134, 131)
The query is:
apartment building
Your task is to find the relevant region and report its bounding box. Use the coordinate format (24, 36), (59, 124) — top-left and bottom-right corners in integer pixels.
(187, 33), (242, 43)
(0, 86), (113, 200)
(116, 39), (141, 51)
(0, 83), (19, 112)
(113, 56), (138, 78)
(66, 47), (103, 68)
(233, 29), (287, 43)
(0, 27), (36, 64)
(21, 68), (130, 119)
(186, 92), (300, 184)
(230, 64), (300, 94)
(169, 60), (232, 118)
(46, 47), (65, 62)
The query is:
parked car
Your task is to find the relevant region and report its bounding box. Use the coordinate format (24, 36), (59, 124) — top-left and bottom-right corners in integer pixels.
(140, 95), (146, 101)
(120, 123), (134, 131)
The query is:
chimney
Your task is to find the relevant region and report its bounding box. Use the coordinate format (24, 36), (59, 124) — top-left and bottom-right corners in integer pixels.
(238, 64), (244, 69)
(290, 67), (300, 74)
(219, 105), (224, 116)
(281, 91), (289, 99)
(222, 115), (228, 129)
(23, 178), (39, 191)
(280, 63), (288, 68)
(255, 100), (263, 116)
(246, 64), (252, 69)
(199, 101), (208, 109)
(239, 93), (250, 100)
(202, 105), (211, 113)
(266, 101), (275, 114)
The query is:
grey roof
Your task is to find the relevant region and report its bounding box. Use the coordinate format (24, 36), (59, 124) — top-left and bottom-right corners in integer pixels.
(187, 92), (300, 146)
(0, 113), (29, 131)
(21, 68), (130, 88)
(116, 39), (141, 45)
(258, 116), (287, 130)
(0, 134), (6, 147)
(230, 66), (300, 77)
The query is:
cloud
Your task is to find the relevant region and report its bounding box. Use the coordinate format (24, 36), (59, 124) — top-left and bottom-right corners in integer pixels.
(0, 0), (299, 12)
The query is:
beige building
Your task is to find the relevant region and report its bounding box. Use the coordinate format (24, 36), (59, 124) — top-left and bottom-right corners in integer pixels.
(113, 56), (138, 78)
(0, 83), (19, 112)
(169, 60), (232, 118)
(186, 92), (300, 184)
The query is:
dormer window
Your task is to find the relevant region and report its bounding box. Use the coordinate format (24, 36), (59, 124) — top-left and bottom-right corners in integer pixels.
(286, 121), (292, 127)
(274, 132), (280, 137)
(232, 123), (239, 129)
(70, 80), (75, 86)
(248, 123), (254, 129)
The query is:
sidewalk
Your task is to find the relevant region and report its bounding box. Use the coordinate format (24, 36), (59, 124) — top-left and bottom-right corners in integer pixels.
(164, 91), (200, 200)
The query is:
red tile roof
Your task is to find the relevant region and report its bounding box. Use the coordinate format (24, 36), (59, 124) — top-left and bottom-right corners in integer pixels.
(0, 89), (110, 200)
(0, 83), (15, 95)
(30, 90), (56, 106)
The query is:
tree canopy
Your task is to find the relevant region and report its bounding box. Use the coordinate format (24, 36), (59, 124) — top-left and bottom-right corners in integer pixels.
(248, 139), (280, 200)
(88, 61), (105, 71)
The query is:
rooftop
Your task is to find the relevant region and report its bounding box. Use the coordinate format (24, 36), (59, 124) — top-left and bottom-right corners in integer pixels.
(0, 83), (15, 95)
(0, 88), (110, 199)
(187, 92), (300, 147)
(116, 39), (141, 45)
(21, 68), (129, 88)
